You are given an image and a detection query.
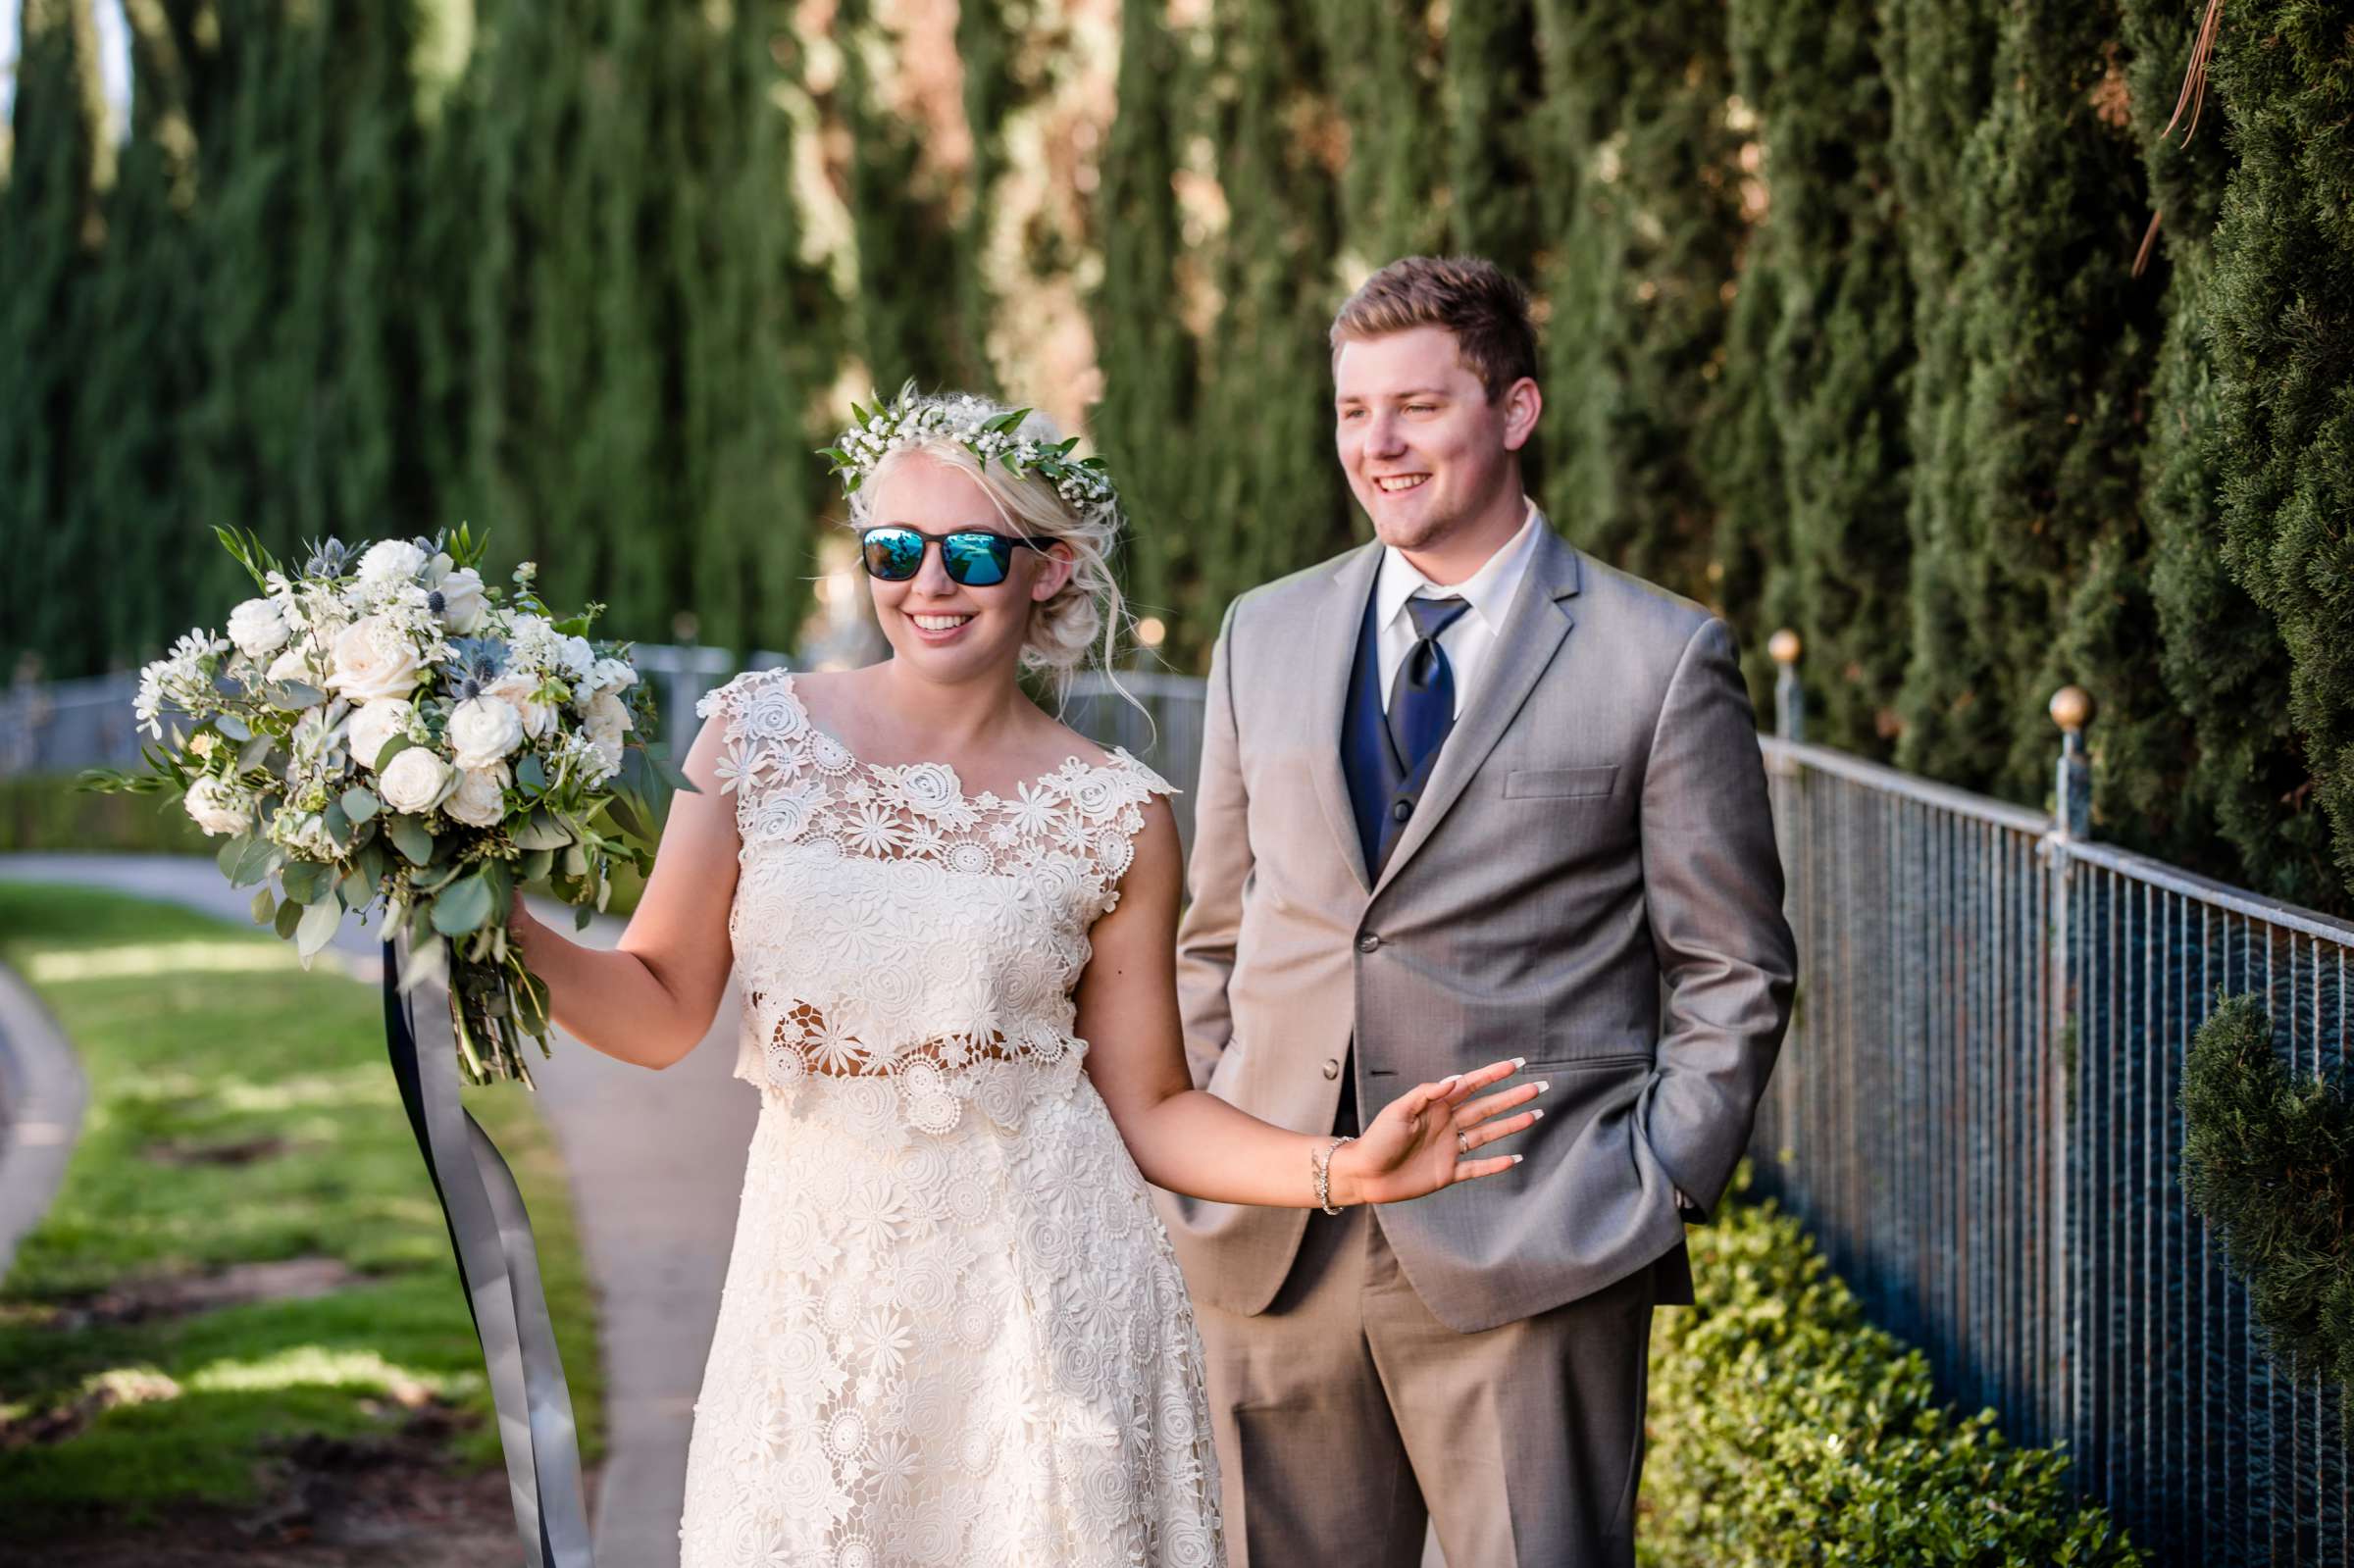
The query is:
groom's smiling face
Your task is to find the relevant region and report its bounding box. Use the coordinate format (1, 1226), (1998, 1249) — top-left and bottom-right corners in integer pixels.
(1333, 325), (1534, 558)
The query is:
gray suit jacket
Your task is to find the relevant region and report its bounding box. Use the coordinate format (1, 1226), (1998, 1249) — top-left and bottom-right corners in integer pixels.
(1158, 520), (1796, 1334)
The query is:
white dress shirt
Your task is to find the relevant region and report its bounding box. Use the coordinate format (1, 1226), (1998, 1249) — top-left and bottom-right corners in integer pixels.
(1373, 499), (1545, 718)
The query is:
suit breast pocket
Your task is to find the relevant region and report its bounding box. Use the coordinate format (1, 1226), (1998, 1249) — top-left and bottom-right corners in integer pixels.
(1503, 765), (1619, 800)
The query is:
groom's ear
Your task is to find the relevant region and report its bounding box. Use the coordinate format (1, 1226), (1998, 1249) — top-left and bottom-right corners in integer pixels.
(1500, 377), (1544, 451)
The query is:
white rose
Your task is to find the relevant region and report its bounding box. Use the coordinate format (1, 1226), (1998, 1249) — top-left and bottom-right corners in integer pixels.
(442, 764), (510, 829)
(266, 641), (319, 685)
(182, 777), (248, 836)
(227, 597), (291, 660)
(347, 699), (413, 772)
(325, 615), (425, 702)
(446, 695), (526, 771)
(377, 746), (452, 815)
(434, 567), (487, 633)
(560, 634), (595, 678)
(356, 538), (429, 583)
(584, 690), (635, 747)
(486, 673), (557, 739)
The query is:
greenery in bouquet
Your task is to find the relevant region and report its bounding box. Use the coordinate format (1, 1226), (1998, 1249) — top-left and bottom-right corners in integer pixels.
(80, 527), (690, 1087)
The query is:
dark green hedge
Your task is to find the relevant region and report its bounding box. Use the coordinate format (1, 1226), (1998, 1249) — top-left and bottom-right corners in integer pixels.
(1642, 1171), (2144, 1565)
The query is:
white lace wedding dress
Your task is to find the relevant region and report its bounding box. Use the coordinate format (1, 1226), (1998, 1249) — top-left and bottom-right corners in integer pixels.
(676, 670), (1226, 1568)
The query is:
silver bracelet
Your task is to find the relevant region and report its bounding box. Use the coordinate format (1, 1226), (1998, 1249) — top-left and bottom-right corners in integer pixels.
(1313, 1135), (1356, 1215)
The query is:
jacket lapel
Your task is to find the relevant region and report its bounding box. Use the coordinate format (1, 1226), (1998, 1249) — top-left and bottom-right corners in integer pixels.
(1367, 524), (1583, 900)
(1304, 542), (1383, 893)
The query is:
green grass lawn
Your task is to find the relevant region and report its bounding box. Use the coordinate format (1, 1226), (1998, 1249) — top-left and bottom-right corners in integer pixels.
(0, 882), (603, 1538)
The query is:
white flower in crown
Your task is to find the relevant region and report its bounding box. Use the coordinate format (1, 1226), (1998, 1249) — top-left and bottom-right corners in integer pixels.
(818, 382), (1121, 525)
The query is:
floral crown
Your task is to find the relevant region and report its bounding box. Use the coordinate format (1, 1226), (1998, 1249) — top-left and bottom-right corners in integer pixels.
(819, 385), (1120, 528)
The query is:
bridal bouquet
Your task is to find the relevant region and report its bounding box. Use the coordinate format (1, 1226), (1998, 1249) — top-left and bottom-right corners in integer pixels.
(83, 527), (683, 1087)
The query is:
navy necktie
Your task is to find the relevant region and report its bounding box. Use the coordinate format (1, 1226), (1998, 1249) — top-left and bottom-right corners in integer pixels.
(1385, 595), (1470, 778)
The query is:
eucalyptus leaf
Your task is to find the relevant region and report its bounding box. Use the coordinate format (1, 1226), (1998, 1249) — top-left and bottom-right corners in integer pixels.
(295, 896), (342, 960)
(227, 835), (279, 888)
(574, 904), (593, 932)
(520, 848), (555, 884)
(339, 867), (374, 910)
(388, 814), (435, 866)
(215, 713), (252, 742)
(279, 860), (333, 905)
(430, 872), (495, 937)
(237, 733), (279, 772)
(516, 754), (546, 792)
(271, 682), (328, 711)
(274, 893), (306, 939)
(323, 801), (352, 846)
(251, 887), (276, 926)
(513, 812), (573, 851)
(341, 786), (380, 825)
(217, 834), (253, 880)
(603, 793), (647, 842)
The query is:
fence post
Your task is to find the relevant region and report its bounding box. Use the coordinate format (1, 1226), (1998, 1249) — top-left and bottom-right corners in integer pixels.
(2044, 683), (2092, 1458)
(1769, 628), (1804, 744)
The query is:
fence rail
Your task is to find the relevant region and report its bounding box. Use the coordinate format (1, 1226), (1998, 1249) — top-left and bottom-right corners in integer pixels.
(13, 632), (2351, 1560)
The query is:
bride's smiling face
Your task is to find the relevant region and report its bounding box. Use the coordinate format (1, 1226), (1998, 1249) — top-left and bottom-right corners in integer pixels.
(862, 454), (1074, 684)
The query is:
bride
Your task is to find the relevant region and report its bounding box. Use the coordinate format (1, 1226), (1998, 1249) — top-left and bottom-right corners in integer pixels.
(507, 388), (1543, 1567)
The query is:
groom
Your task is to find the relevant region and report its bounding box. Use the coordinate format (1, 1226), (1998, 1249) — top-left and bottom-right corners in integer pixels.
(1158, 256), (1796, 1566)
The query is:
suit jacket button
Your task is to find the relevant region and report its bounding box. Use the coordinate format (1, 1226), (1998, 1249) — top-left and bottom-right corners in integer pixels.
(1356, 933), (1381, 954)
(1391, 798), (1412, 823)
(1322, 1058), (1340, 1080)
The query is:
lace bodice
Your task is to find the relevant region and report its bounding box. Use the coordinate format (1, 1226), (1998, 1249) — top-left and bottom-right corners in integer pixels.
(695, 669), (1177, 1135)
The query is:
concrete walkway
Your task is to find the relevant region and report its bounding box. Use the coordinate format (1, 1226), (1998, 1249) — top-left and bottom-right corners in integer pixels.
(0, 853), (757, 1568)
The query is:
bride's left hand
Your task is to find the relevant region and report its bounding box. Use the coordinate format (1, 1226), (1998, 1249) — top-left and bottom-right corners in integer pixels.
(1330, 1058), (1546, 1206)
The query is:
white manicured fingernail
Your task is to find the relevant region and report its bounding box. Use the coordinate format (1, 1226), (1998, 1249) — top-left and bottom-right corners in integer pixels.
(1439, 1074), (1461, 1091)
(1511, 1056), (1526, 1069)
(1532, 1107), (1545, 1121)
(1535, 1081), (1550, 1094)
(1511, 1154), (1524, 1164)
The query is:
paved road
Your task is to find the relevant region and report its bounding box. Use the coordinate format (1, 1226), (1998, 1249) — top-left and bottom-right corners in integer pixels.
(0, 853), (758, 1567)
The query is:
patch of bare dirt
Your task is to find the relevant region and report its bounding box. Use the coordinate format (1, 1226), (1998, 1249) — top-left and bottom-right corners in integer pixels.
(140, 1135), (303, 1167)
(19, 1405), (604, 1568)
(42, 1255), (365, 1331)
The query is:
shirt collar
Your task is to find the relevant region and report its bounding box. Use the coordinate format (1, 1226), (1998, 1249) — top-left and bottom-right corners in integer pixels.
(1376, 498), (1544, 636)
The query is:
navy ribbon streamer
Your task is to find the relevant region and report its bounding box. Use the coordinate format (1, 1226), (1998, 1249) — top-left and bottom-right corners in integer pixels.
(383, 932), (595, 1568)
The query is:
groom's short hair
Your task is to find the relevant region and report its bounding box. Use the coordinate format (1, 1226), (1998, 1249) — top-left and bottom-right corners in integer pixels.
(1329, 256), (1538, 402)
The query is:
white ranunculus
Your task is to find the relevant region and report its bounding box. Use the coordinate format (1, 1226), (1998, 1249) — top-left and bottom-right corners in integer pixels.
(325, 615), (425, 702)
(435, 567), (487, 633)
(442, 764), (510, 829)
(182, 776), (249, 836)
(559, 634), (595, 679)
(378, 746), (452, 815)
(356, 538), (430, 584)
(486, 673), (557, 740)
(447, 695), (526, 771)
(586, 656), (637, 694)
(227, 597), (291, 660)
(347, 698), (414, 772)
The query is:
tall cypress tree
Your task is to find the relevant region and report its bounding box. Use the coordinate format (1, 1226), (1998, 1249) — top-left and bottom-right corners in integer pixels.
(1882, 0), (2000, 784)
(1311, 0), (1445, 264)
(1531, 0), (1743, 600)
(1720, 0), (1914, 756)
(0, 0), (111, 674)
(1444, 0), (1542, 277)
(1092, 0), (1203, 647)
(2207, 0), (2354, 903)
(1195, 0), (1353, 632)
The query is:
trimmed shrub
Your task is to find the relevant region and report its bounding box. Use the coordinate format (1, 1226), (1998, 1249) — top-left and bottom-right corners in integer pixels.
(1641, 1170), (2143, 1565)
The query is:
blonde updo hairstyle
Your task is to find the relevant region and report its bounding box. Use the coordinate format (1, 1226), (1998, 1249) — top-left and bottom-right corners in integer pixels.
(848, 400), (1133, 709)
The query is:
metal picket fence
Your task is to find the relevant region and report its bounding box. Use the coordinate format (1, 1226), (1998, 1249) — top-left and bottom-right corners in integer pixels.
(16, 630), (2353, 1559)
(1754, 641), (2354, 1567)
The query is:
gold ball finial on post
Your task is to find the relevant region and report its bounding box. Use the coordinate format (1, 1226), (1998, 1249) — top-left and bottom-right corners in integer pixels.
(1768, 629), (1802, 667)
(2049, 685), (2092, 734)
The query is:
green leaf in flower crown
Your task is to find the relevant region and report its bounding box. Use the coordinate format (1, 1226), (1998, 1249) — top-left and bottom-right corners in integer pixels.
(215, 713), (251, 742)
(270, 683), (328, 712)
(338, 866), (374, 910)
(516, 753), (546, 793)
(388, 814), (435, 867)
(323, 801), (352, 848)
(280, 860), (333, 905)
(251, 887), (277, 926)
(218, 833), (253, 880)
(430, 872), (494, 937)
(275, 894), (305, 940)
(237, 733), (279, 773)
(295, 896), (341, 959)
(341, 786), (380, 825)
